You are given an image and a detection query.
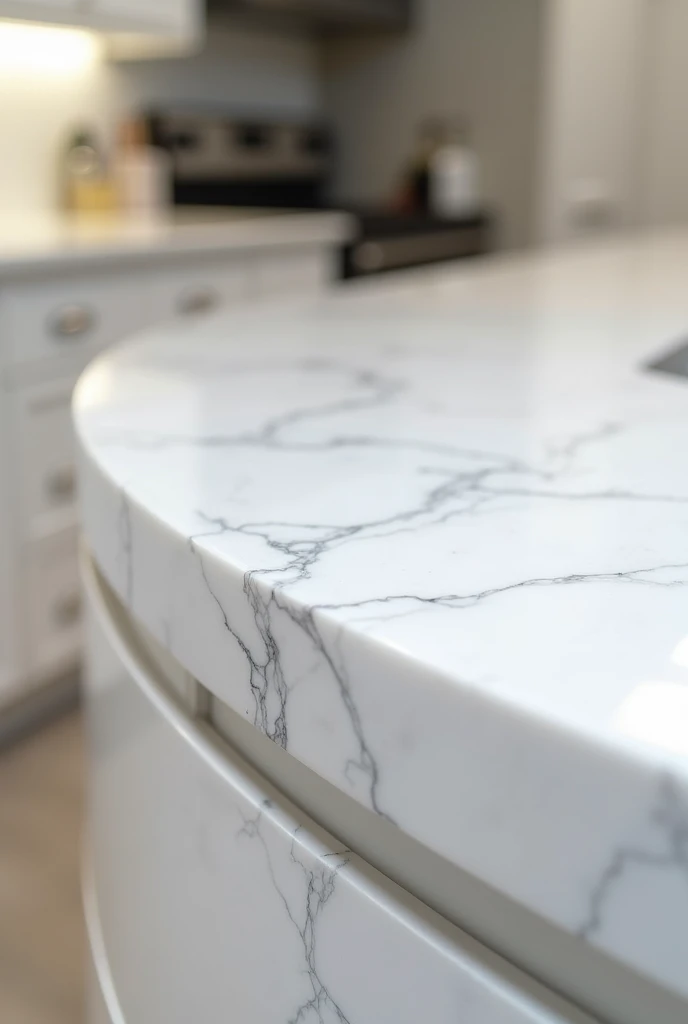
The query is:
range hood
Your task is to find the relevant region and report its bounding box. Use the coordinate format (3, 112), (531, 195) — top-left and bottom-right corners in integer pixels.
(208, 0), (411, 32)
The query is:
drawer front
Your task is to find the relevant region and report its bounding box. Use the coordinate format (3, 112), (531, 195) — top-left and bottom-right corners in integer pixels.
(253, 247), (333, 297)
(1, 270), (156, 368)
(150, 257), (251, 321)
(14, 377), (78, 540)
(82, 556), (595, 1024)
(25, 528), (81, 682)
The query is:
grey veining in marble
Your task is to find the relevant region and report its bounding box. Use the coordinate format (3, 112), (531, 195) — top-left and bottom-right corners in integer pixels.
(75, 232), (688, 1002)
(85, 552), (595, 1024)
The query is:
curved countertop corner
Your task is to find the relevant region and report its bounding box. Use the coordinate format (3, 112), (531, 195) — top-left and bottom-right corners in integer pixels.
(73, 232), (688, 1004)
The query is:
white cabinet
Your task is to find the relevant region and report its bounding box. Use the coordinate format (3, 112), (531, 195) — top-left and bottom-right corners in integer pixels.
(91, 0), (201, 53)
(642, 0), (688, 227)
(149, 256), (252, 320)
(0, 0), (201, 55)
(0, 239), (337, 717)
(0, 391), (18, 703)
(24, 526), (81, 683)
(537, 0), (648, 244)
(0, 268), (159, 369)
(4, 0), (76, 9)
(0, 0), (77, 11)
(13, 377), (79, 541)
(93, 0), (189, 29)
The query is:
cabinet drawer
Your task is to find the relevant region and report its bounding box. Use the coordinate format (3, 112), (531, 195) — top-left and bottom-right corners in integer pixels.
(14, 377), (78, 539)
(0, 270), (156, 368)
(253, 247), (333, 297)
(25, 528), (81, 682)
(150, 257), (251, 321)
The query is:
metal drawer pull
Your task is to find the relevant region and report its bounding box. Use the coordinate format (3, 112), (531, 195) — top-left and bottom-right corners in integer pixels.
(45, 466), (76, 503)
(50, 304), (96, 339)
(178, 289), (220, 316)
(53, 593), (81, 629)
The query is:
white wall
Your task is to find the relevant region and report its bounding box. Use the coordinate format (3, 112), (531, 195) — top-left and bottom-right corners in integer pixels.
(537, 0), (648, 244)
(0, 23), (321, 212)
(321, 0), (544, 250)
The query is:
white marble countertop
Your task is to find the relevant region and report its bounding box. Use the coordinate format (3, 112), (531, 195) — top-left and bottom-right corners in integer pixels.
(74, 231), (688, 1006)
(0, 207), (352, 276)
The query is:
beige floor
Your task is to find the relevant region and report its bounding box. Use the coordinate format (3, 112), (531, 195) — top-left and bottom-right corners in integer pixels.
(0, 711), (86, 1024)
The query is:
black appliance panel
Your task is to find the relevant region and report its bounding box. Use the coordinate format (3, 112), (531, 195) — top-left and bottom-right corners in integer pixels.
(341, 214), (492, 279)
(172, 177), (327, 209)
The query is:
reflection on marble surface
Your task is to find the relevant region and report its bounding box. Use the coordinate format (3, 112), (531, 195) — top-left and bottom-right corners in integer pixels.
(75, 233), (688, 1001)
(614, 682), (688, 757)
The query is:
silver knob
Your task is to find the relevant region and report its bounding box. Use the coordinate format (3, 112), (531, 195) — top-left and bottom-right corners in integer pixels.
(53, 593), (81, 629)
(45, 466), (76, 504)
(177, 289), (219, 316)
(50, 304), (96, 339)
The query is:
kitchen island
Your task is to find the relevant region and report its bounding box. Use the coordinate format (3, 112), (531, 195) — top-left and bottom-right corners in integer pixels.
(74, 233), (688, 1024)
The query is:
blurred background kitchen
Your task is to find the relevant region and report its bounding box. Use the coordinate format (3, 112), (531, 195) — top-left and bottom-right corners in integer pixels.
(2, 0), (688, 1021)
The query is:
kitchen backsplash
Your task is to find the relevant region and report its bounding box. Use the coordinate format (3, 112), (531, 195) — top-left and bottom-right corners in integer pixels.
(0, 23), (321, 212)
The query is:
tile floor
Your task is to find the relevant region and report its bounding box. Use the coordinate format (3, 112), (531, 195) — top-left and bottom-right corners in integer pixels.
(0, 711), (85, 1024)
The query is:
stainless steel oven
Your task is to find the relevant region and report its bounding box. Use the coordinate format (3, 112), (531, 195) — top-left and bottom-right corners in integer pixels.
(146, 109), (493, 279)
